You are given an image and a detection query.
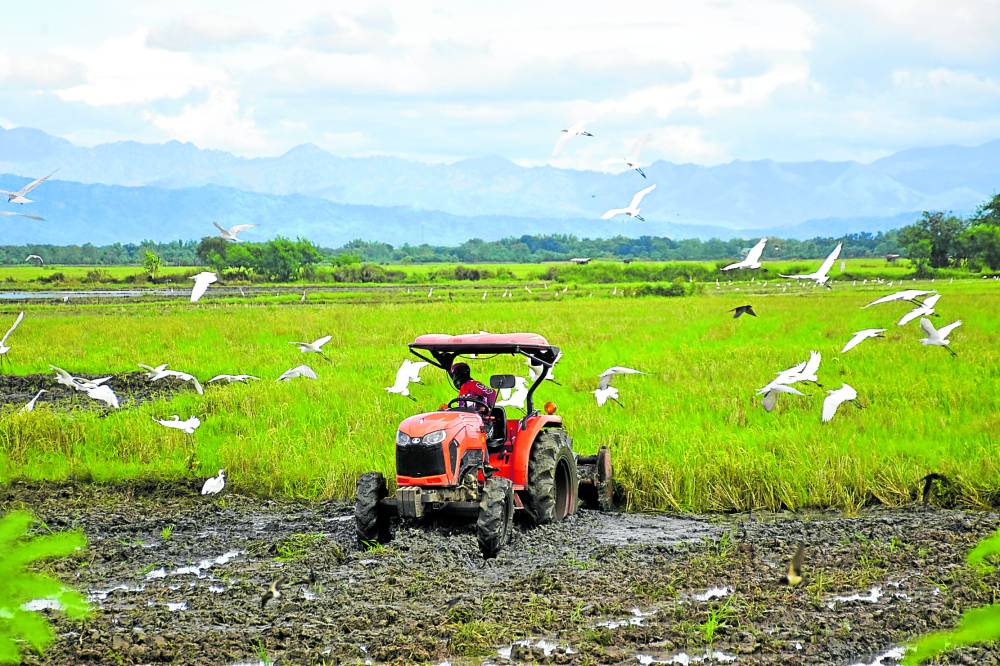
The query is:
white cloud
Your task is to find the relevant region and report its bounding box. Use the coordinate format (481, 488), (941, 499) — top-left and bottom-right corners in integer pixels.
(144, 89), (271, 155)
(147, 15), (269, 51)
(0, 53), (85, 89)
(54, 31), (226, 106)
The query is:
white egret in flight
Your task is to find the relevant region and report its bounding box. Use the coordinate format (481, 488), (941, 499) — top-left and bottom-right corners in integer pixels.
(721, 238), (767, 271)
(21, 390), (46, 413)
(386, 359), (428, 399)
(604, 134), (651, 178)
(779, 242), (843, 287)
(841, 329), (886, 353)
(207, 374), (260, 384)
(2, 170), (57, 204)
(863, 289), (934, 309)
(0, 312), (24, 362)
(290, 335), (332, 359)
(552, 120), (594, 157)
(496, 376), (530, 410)
(897, 294), (941, 326)
(155, 415), (201, 434)
(277, 365), (317, 381)
(822, 384), (858, 422)
(601, 184), (656, 222)
(190, 272), (217, 303)
(919, 318), (962, 356)
(213, 222), (255, 242)
(25, 254), (43, 264)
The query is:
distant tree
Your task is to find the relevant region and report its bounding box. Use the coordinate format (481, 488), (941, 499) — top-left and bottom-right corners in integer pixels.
(142, 250), (162, 279)
(897, 211), (968, 269)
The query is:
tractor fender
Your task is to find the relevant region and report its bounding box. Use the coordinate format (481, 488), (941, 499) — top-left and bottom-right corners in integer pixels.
(510, 415), (563, 486)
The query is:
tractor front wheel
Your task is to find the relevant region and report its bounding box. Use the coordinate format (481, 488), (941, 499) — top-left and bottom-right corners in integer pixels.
(477, 476), (514, 559)
(525, 429), (579, 525)
(355, 472), (390, 548)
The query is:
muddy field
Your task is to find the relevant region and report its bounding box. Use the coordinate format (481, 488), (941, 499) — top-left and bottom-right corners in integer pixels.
(5, 482), (999, 665)
(0, 373), (190, 411)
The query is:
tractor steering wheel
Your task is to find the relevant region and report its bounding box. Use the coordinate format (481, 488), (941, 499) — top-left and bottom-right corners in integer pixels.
(447, 396), (492, 414)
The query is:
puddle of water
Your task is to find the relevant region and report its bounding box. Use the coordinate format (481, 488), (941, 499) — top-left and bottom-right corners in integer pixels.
(596, 607), (656, 629)
(88, 583), (144, 602)
(848, 646), (906, 666)
(21, 598), (63, 611)
(637, 650), (738, 665)
(145, 550), (242, 580)
(693, 586), (731, 602)
(166, 601), (187, 612)
(592, 514), (719, 546)
(328, 515), (354, 522)
(828, 586), (883, 607)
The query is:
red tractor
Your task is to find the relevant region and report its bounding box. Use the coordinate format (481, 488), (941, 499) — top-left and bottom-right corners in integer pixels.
(356, 333), (613, 558)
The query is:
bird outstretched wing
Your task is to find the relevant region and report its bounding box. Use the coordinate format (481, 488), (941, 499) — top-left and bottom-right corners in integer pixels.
(628, 184), (656, 210)
(919, 317), (937, 338)
(744, 238), (767, 265)
(1, 312), (24, 346)
(938, 320), (962, 339)
(815, 242), (843, 278)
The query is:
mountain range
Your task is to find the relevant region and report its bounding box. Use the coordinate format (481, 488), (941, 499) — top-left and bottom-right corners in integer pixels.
(0, 126), (996, 246)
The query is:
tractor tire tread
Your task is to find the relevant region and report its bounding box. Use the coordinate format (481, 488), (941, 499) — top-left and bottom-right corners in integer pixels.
(355, 472), (389, 547)
(477, 476), (513, 558)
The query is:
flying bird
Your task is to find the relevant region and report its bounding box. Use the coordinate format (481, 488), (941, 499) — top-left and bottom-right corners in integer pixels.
(0, 312), (24, 361)
(721, 238), (767, 271)
(897, 293), (941, 326)
(190, 272), (217, 303)
(779, 242), (842, 287)
(919, 318), (962, 356)
(2, 170), (57, 204)
(527, 350), (562, 384)
(780, 544), (805, 586)
(552, 120), (594, 157)
(841, 329), (887, 353)
(728, 305), (757, 319)
(290, 335), (332, 359)
(822, 384), (858, 422)
(277, 365), (317, 381)
(154, 415), (201, 434)
(604, 134), (651, 178)
(0, 211), (45, 221)
(386, 359), (429, 399)
(593, 385), (622, 407)
(138, 363), (169, 380)
(601, 184), (656, 222)
(21, 390), (46, 413)
(207, 374), (260, 384)
(496, 376), (530, 410)
(24, 254), (43, 264)
(86, 384), (120, 409)
(260, 576), (286, 609)
(213, 222), (255, 242)
(760, 384), (805, 412)
(145, 367), (204, 395)
(598, 366), (646, 389)
(863, 289), (935, 309)
(201, 469), (226, 495)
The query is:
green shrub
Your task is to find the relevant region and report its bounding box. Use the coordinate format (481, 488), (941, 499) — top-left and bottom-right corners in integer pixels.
(0, 511), (90, 663)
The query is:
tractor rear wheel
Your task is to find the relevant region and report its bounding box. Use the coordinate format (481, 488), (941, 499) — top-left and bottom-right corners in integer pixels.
(477, 476), (514, 558)
(355, 472), (390, 547)
(524, 429), (578, 525)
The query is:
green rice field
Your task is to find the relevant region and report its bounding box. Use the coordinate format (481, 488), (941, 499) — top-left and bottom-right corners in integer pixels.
(0, 277), (997, 512)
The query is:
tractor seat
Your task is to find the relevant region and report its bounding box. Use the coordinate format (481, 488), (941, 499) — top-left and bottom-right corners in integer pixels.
(486, 406), (507, 452)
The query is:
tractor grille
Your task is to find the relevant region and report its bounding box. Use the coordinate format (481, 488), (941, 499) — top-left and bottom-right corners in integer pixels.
(397, 443), (446, 478)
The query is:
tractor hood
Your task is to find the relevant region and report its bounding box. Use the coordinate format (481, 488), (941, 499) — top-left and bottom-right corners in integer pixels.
(398, 411), (481, 440)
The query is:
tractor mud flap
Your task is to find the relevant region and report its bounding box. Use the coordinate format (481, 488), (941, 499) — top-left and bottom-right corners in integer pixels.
(577, 446), (614, 511)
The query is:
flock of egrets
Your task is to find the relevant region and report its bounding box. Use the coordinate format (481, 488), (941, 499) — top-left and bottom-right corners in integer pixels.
(718, 239), (964, 422)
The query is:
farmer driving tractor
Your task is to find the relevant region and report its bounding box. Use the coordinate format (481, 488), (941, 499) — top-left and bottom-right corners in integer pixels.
(448, 362), (498, 438)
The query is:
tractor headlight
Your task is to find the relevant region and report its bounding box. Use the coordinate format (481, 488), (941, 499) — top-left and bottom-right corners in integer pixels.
(396, 430), (411, 447)
(421, 429), (447, 445)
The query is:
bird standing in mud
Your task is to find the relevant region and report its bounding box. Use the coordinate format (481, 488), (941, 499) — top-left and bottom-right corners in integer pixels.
(201, 469), (225, 495)
(261, 576), (286, 609)
(780, 544), (805, 586)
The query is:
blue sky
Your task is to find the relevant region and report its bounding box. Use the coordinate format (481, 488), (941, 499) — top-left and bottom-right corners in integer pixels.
(2, 0), (999, 169)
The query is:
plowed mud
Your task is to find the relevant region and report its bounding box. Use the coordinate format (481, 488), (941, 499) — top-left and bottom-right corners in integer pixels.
(4, 482), (998, 665)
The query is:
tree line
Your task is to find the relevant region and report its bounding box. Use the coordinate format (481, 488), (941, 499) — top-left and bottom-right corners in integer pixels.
(0, 192), (997, 275)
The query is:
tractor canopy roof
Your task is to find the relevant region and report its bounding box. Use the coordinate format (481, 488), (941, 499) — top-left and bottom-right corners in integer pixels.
(409, 333), (559, 366)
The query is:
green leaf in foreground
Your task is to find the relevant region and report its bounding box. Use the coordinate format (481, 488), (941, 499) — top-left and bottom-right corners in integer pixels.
(0, 510), (90, 664)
